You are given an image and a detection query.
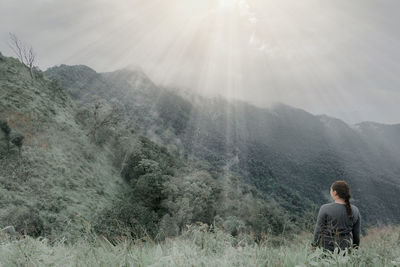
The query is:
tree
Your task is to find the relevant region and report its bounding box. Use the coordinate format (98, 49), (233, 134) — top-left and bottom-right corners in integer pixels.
(87, 100), (119, 143)
(162, 171), (220, 230)
(0, 119), (11, 152)
(50, 79), (63, 98)
(8, 33), (36, 78)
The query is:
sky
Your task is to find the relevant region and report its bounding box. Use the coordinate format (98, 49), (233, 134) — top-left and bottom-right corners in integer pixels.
(1, 0), (399, 124)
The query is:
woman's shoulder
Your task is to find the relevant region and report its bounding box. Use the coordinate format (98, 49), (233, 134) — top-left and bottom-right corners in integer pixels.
(351, 204), (360, 216)
(321, 203), (331, 208)
(320, 203), (333, 210)
(319, 202), (337, 212)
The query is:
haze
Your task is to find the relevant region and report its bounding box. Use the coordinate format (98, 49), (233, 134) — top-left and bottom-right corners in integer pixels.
(1, 0), (399, 124)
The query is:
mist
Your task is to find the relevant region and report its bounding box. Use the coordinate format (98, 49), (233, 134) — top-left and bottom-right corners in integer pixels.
(1, 0), (399, 124)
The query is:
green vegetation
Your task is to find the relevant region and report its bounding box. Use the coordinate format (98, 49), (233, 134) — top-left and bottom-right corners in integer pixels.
(0, 53), (123, 240)
(1, 52), (299, 242)
(0, 225), (399, 266)
(0, 119), (12, 152)
(1, 50), (400, 266)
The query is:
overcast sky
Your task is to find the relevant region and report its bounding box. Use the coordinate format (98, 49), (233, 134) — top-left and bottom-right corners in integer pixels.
(1, 0), (399, 124)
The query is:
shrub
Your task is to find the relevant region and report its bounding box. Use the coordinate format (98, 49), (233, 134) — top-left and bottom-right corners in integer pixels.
(1, 206), (44, 237)
(50, 79), (62, 98)
(0, 119), (11, 152)
(93, 193), (159, 241)
(11, 132), (24, 156)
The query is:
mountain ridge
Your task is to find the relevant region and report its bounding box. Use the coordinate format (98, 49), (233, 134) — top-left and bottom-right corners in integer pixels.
(47, 63), (400, 128)
(45, 63), (400, 227)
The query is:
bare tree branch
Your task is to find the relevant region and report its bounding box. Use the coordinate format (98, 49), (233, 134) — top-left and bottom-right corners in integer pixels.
(8, 33), (36, 79)
(8, 33), (24, 63)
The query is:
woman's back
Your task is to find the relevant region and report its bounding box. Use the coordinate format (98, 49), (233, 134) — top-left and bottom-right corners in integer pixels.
(312, 202), (361, 252)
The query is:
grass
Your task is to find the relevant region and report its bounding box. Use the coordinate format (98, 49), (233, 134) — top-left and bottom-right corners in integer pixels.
(0, 225), (399, 266)
(1, 53), (123, 239)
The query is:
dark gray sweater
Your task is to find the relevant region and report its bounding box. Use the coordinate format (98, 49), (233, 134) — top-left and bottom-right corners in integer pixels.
(312, 202), (361, 251)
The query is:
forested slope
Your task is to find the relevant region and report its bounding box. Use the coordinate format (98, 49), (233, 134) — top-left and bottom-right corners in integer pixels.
(0, 53), (122, 239)
(1, 53), (293, 241)
(46, 64), (400, 228)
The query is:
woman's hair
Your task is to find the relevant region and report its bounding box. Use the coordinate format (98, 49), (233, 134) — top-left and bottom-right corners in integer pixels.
(331, 180), (353, 219)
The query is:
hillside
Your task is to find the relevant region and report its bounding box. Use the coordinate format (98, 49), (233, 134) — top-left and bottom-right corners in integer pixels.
(1, 53), (294, 241)
(0, 52), (126, 239)
(2, 50), (400, 243)
(46, 64), (400, 227)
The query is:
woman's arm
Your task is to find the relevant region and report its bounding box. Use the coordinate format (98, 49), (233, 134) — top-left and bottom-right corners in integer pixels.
(352, 213), (361, 248)
(312, 206), (326, 247)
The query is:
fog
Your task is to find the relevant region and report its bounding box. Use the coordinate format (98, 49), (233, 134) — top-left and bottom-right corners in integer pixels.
(1, 0), (399, 124)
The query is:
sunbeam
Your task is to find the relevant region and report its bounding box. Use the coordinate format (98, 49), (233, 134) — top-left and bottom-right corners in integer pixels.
(1, 0), (399, 123)
(1, 1), (400, 263)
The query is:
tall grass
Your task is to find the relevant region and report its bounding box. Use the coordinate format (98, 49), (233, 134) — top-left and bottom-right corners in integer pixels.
(1, 225), (399, 266)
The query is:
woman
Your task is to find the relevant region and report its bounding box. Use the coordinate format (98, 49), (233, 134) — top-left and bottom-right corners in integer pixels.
(312, 180), (361, 252)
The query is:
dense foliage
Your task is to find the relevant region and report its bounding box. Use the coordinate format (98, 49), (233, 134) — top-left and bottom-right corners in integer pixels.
(1, 51), (400, 244)
(1, 53), (299, 241)
(46, 62), (400, 229)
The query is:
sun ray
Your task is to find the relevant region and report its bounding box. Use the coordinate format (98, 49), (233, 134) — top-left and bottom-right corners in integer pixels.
(1, 0), (399, 123)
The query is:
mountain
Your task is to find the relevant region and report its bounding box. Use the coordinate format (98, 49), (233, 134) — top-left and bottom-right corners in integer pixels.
(1, 50), (399, 240)
(45, 64), (400, 227)
(1, 53), (293, 241)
